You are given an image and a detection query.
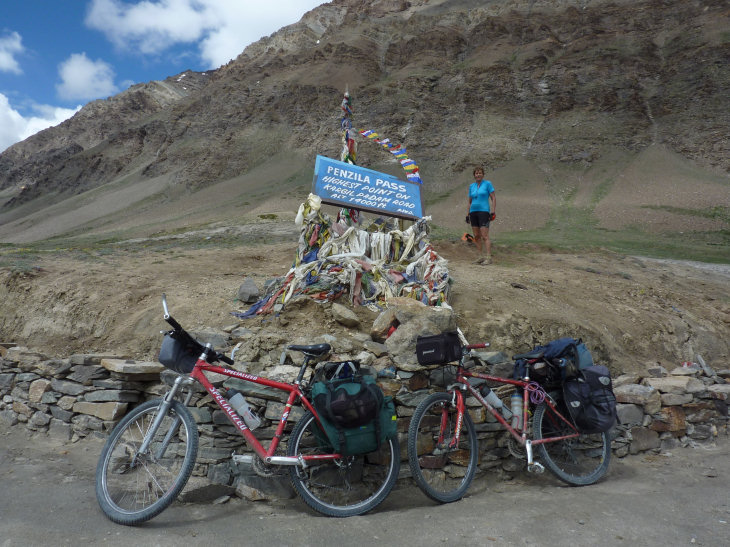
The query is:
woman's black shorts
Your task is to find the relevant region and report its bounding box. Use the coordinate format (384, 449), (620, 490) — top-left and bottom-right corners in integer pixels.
(469, 211), (491, 228)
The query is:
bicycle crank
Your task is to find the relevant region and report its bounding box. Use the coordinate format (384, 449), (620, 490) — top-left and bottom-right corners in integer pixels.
(527, 461), (545, 474)
(523, 440), (545, 473)
(231, 453), (286, 477)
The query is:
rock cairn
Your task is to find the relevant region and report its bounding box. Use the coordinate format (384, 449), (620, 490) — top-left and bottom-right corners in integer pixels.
(1, 298), (727, 502)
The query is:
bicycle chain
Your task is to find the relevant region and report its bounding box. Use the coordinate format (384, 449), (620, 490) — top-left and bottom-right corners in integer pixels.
(507, 436), (527, 460)
(252, 453), (287, 477)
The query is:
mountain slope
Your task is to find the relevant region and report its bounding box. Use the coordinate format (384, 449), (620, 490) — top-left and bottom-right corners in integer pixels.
(0, 0), (727, 245)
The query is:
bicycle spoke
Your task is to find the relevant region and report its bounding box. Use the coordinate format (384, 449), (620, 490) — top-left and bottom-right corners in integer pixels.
(533, 402), (610, 486)
(96, 399), (198, 525)
(288, 412), (399, 517)
(408, 392), (478, 503)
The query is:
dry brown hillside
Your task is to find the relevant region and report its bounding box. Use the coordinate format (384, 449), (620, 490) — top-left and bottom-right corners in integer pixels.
(0, 0), (728, 376)
(0, 0), (728, 247)
(1, 229), (728, 377)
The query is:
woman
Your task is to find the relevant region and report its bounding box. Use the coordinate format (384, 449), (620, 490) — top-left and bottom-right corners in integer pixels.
(466, 166), (496, 264)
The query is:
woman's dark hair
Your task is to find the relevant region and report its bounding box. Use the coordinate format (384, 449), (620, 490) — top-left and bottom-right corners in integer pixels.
(473, 166), (485, 175)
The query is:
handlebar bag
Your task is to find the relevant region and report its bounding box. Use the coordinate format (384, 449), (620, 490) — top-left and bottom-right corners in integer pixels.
(416, 331), (461, 365)
(158, 333), (199, 374)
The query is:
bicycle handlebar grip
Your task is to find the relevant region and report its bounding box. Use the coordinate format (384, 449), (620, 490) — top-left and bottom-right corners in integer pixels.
(466, 343), (489, 349)
(165, 315), (183, 331)
(163, 311), (234, 366)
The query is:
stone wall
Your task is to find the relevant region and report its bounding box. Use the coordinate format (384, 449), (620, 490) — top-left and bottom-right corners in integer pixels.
(1, 331), (727, 502)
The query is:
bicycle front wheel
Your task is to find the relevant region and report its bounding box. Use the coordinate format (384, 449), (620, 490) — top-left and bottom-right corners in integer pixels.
(95, 398), (198, 525)
(533, 401), (610, 486)
(407, 391), (478, 503)
(287, 411), (400, 517)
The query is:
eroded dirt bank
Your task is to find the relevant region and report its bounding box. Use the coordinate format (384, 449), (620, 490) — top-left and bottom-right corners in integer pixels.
(1, 240), (728, 376)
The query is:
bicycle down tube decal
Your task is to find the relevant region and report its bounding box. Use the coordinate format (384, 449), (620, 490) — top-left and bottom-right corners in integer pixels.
(209, 386), (248, 432)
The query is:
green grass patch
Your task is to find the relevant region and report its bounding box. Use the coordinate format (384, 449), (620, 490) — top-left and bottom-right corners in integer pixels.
(641, 205), (730, 223)
(495, 224), (730, 264)
(424, 190), (454, 207)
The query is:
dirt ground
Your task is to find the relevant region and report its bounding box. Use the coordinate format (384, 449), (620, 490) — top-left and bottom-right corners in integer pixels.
(1, 232), (729, 376)
(1, 422), (728, 546)
(2, 225), (730, 546)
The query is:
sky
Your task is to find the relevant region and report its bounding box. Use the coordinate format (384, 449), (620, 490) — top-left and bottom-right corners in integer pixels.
(0, 0), (325, 153)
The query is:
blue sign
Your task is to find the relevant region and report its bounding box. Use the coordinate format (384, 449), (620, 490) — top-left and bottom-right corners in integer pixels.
(311, 155), (424, 220)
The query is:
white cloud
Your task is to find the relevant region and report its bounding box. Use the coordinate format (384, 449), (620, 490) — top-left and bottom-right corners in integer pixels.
(0, 93), (80, 153)
(56, 52), (119, 101)
(0, 31), (24, 74)
(85, 0), (325, 69)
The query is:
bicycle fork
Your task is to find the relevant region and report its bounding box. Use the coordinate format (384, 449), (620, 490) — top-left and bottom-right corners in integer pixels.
(138, 375), (195, 460)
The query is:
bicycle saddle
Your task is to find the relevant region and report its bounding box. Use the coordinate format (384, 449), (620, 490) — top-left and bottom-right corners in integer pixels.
(512, 348), (545, 360)
(287, 343), (331, 356)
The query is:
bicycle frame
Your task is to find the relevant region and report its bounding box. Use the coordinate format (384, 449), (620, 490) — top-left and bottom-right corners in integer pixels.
(165, 356), (340, 468)
(97, 294), (402, 524)
(447, 361), (581, 470)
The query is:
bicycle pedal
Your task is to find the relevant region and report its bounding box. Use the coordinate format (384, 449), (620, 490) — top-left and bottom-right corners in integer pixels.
(528, 462), (545, 474)
(232, 454), (254, 465)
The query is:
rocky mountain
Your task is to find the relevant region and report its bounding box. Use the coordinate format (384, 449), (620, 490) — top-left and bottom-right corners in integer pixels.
(0, 0), (728, 243)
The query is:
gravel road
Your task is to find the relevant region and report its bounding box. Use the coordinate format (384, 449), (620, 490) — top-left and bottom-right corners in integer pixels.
(1, 425), (728, 546)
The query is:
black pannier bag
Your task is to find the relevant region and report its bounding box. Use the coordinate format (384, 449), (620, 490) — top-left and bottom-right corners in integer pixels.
(416, 331), (462, 365)
(563, 364), (618, 434)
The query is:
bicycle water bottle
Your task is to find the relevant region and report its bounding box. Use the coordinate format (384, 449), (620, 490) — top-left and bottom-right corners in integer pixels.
(479, 385), (512, 420)
(227, 389), (261, 430)
(510, 392), (523, 430)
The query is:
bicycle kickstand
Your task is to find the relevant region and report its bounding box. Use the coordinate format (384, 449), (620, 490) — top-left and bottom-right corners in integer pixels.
(525, 440), (545, 474)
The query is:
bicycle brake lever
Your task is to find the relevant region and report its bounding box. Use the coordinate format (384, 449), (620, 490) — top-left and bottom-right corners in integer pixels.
(231, 342), (242, 361)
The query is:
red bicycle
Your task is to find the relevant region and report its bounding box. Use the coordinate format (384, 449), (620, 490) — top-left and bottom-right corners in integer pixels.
(95, 295), (400, 525)
(407, 335), (610, 503)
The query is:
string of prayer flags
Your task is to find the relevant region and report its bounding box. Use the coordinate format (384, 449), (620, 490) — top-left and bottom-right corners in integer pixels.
(358, 128), (423, 184)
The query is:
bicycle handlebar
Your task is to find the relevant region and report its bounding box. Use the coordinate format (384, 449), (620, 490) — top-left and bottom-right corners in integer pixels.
(466, 343), (489, 350)
(162, 294), (234, 366)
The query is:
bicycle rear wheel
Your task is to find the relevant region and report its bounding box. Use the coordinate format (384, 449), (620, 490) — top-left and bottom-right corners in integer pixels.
(95, 398), (198, 525)
(533, 401), (610, 486)
(287, 411), (400, 517)
(407, 391), (478, 503)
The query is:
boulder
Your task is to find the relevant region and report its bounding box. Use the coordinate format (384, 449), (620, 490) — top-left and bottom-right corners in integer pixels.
(645, 376), (705, 395)
(100, 358), (164, 375)
(616, 403), (645, 426)
(72, 401), (128, 421)
(614, 384), (662, 414)
(371, 308), (398, 342)
(649, 406), (686, 433)
(28, 378), (52, 402)
(629, 427), (660, 454)
(237, 278), (261, 304)
(331, 302), (360, 328)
